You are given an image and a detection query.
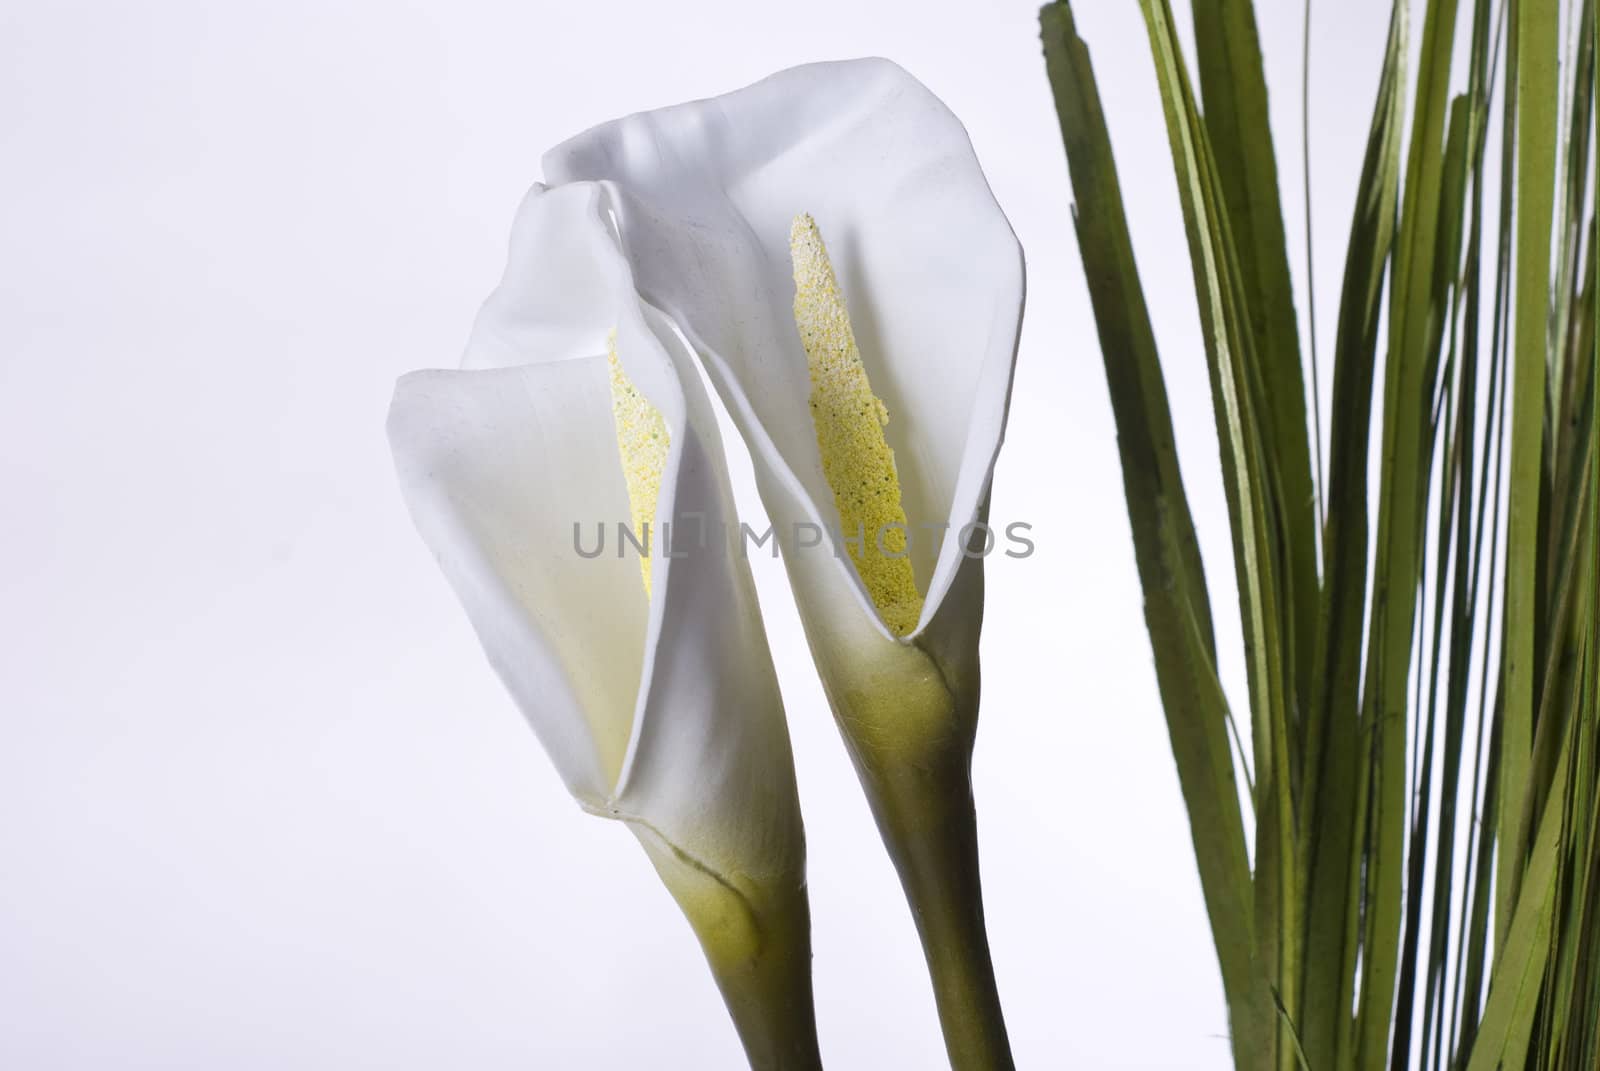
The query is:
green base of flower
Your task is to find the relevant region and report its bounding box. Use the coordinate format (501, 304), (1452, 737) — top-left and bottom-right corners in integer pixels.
(634, 828), (822, 1071)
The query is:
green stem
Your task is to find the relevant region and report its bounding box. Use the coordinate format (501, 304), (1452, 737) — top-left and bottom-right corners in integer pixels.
(861, 742), (1014, 1071)
(705, 896), (825, 1071)
(634, 831), (822, 1071)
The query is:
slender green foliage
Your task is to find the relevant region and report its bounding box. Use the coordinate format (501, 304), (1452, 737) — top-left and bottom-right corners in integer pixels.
(1040, 10), (1271, 1064)
(1042, 0), (1600, 1065)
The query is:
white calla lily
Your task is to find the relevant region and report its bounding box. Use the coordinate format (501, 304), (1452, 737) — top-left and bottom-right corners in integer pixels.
(387, 182), (820, 1069)
(543, 60), (1024, 1069)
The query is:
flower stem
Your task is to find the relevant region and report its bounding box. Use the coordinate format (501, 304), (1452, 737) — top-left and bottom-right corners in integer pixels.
(635, 829), (823, 1071)
(705, 892), (825, 1071)
(859, 741), (1015, 1071)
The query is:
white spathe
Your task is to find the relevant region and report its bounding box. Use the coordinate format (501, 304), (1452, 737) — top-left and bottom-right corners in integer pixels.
(390, 59), (1023, 1063)
(529, 63), (1027, 1068)
(544, 59), (1024, 664)
(386, 181), (806, 938)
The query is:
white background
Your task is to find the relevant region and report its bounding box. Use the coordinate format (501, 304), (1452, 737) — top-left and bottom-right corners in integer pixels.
(2, 1), (1390, 1067)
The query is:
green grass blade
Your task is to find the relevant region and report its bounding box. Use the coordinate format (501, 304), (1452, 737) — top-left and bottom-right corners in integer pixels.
(1391, 94), (1474, 1071)
(1136, 5), (1300, 1058)
(1192, 0), (1322, 745)
(1039, 9), (1273, 1066)
(1041, 0), (1598, 1062)
(1417, 14), (1506, 1056)
(1297, 5), (1407, 1064)
(1358, 0), (1465, 1061)
(1454, 706), (1503, 1056)
(1465, 723), (1574, 1071)
(1498, 0), (1559, 950)
(1449, 7), (1517, 1054)
(1037, 4), (1218, 662)
(1546, 0), (1594, 446)
(1585, 8), (1600, 1058)
(1543, 480), (1595, 1066)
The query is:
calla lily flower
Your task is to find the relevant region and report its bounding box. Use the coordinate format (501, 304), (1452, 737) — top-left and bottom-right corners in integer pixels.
(543, 60), (1024, 1069)
(387, 182), (821, 1069)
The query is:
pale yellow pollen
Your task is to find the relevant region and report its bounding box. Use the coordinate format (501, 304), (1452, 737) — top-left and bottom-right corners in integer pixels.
(606, 331), (670, 596)
(790, 214), (923, 637)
